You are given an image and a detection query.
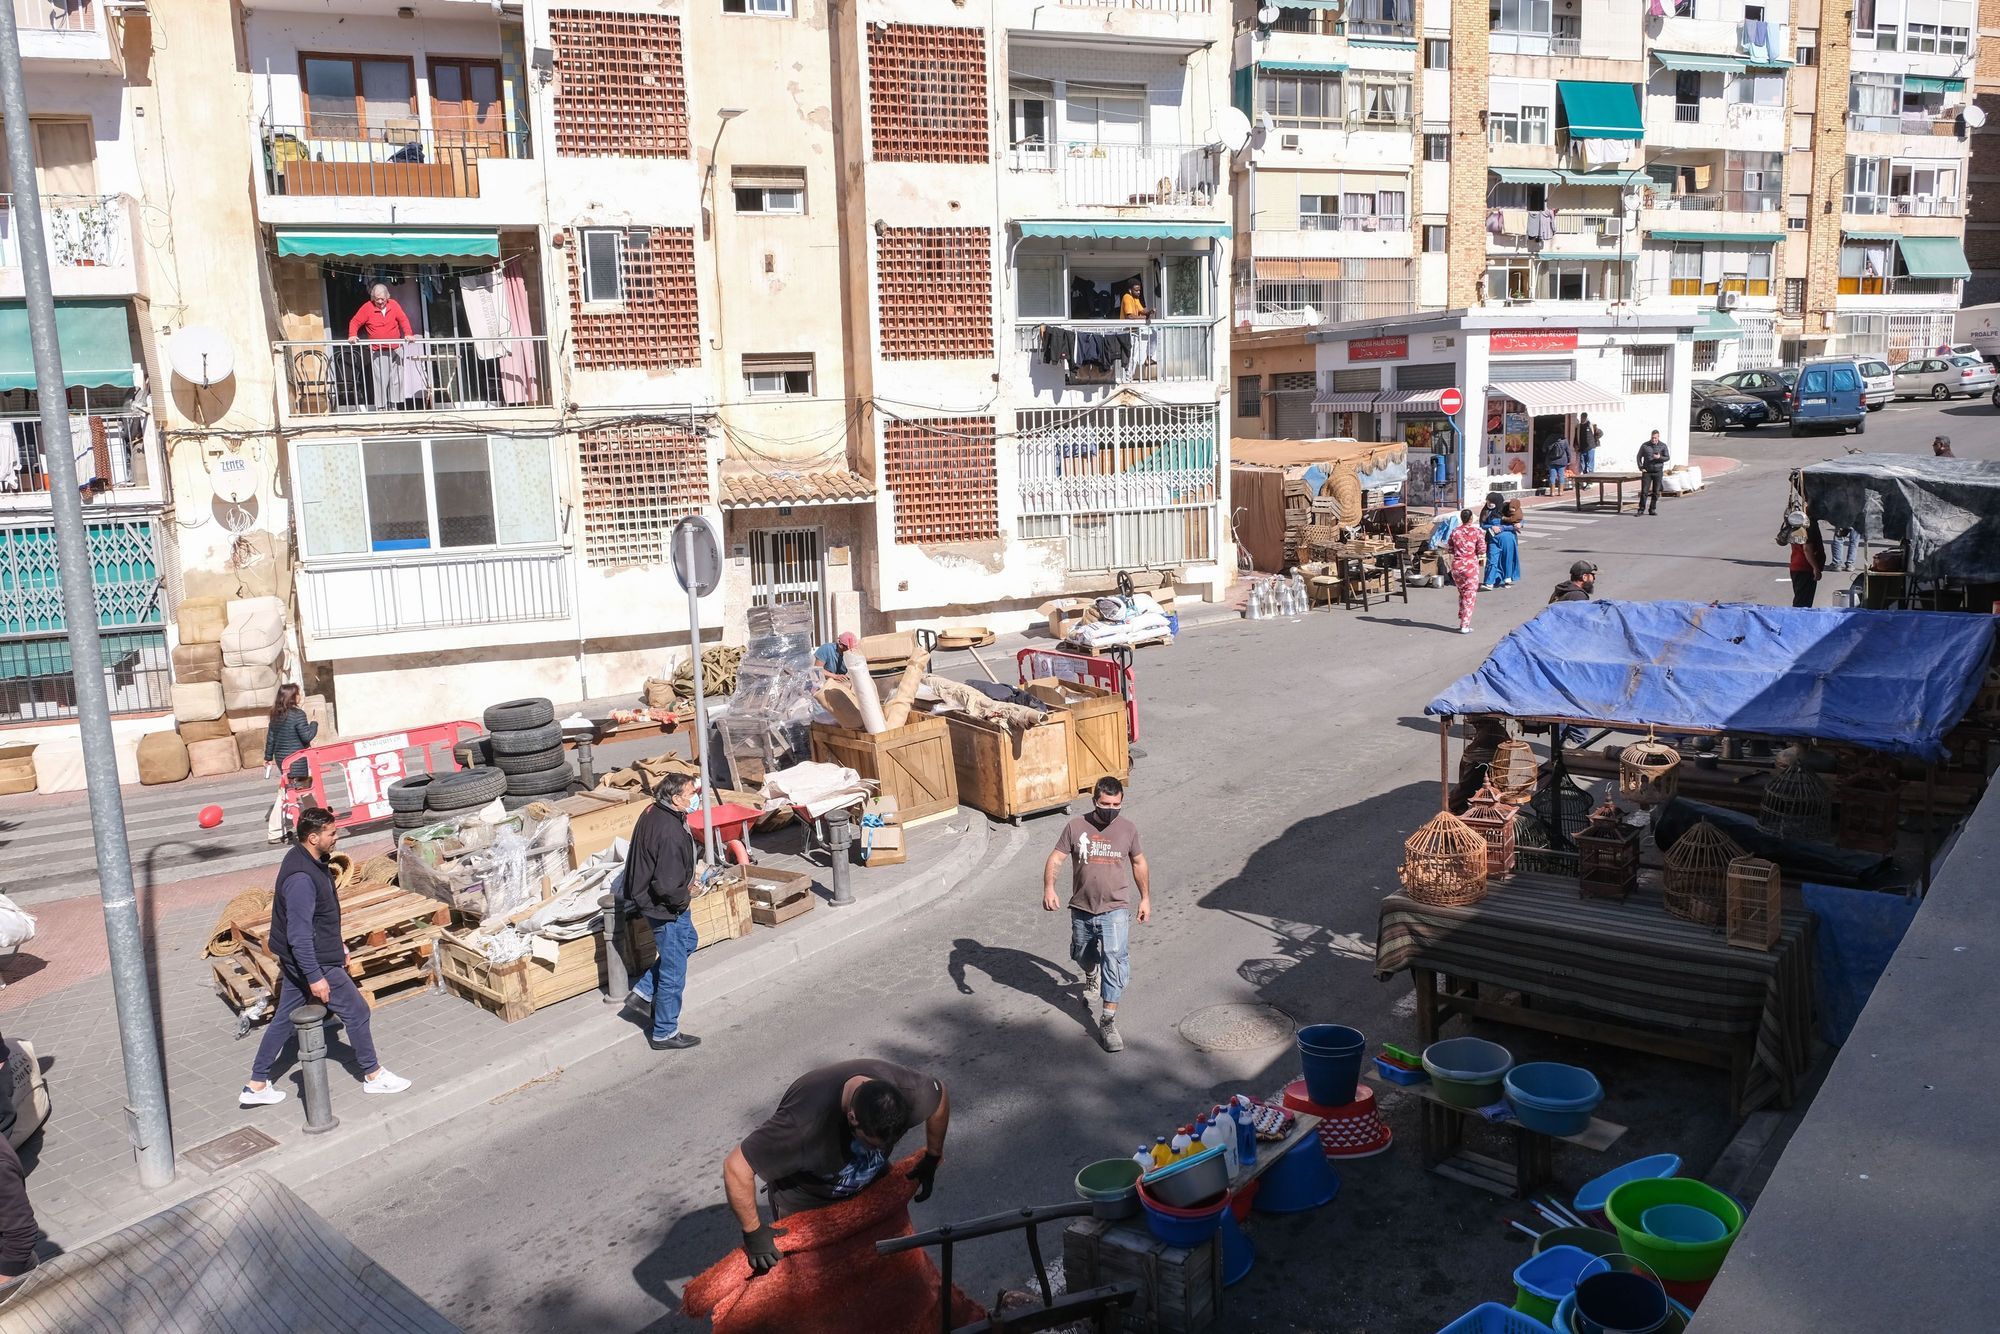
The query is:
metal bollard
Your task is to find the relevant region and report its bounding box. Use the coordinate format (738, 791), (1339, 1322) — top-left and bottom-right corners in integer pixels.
(824, 808), (856, 907)
(600, 893), (629, 1002)
(293, 1004), (340, 1135)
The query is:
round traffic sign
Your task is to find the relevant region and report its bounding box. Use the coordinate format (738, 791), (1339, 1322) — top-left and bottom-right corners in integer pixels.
(1439, 387), (1464, 416)
(670, 515), (722, 598)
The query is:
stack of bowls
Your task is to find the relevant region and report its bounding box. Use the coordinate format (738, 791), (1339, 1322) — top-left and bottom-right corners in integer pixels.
(1136, 1176), (1230, 1247)
(1503, 1062), (1604, 1138)
(1602, 1179), (1744, 1288)
(1421, 1037), (1515, 1109)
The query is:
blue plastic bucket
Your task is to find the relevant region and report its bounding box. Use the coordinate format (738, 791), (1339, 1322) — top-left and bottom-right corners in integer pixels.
(1297, 1023), (1366, 1106)
(1252, 1135), (1341, 1214)
(1219, 1207), (1254, 1286)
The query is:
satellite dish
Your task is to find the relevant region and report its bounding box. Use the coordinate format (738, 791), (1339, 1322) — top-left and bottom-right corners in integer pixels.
(1213, 107), (1253, 155)
(1257, 4), (1280, 23)
(1301, 305), (1323, 326)
(169, 326), (234, 386)
(1965, 104), (1988, 128)
(1620, 188), (1644, 212)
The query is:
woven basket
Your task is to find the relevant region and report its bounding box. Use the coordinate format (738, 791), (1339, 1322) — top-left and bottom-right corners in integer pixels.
(327, 851), (355, 890)
(1759, 759), (1832, 841)
(1618, 740), (1682, 809)
(1326, 469), (1364, 526)
(1399, 810), (1490, 907)
(1491, 739), (1540, 805)
(1662, 820), (1745, 925)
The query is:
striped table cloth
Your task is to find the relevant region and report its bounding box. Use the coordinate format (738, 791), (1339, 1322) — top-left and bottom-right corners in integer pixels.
(1376, 873), (1815, 1112)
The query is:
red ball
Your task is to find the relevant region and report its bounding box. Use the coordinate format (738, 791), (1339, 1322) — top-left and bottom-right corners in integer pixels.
(197, 805), (224, 830)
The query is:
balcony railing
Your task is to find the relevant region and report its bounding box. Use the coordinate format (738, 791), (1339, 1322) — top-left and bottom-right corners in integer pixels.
(1011, 142), (1219, 209)
(277, 337), (552, 418)
(12, 0), (94, 32)
(0, 412), (152, 497)
(1674, 103), (1702, 124)
(1016, 320), (1216, 383)
(1847, 113), (1942, 136)
(1299, 213), (1410, 232)
(263, 124), (529, 200)
(0, 194), (131, 270)
(1059, 0), (1211, 9)
(299, 550), (570, 640)
(1650, 192), (1781, 213)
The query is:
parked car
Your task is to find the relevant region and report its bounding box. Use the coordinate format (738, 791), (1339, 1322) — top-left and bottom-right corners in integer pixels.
(1712, 369), (1794, 420)
(1948, 355), (1998, 395)
(1893, 356), (1994, 399)
(1788, 359), (1867, 435)
(1690, 381), (1771, 432)
(1857, 359), (1894, 410)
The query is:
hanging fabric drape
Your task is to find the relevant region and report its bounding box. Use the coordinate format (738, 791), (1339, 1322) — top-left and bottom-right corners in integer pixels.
(496, 257), (540, 406)
(457, 267), (507, 359)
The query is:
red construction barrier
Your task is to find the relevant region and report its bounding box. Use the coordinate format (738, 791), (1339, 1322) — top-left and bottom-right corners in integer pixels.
(283, 719), (484, 832)
(1017, 647), (1140, 743)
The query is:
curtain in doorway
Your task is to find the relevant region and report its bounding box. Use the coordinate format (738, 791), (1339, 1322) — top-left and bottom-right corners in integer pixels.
(496, 258), (540, 405)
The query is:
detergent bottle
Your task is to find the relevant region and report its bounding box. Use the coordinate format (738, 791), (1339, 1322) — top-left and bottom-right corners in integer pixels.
(1150, 1135), (1174, 1169)
(1232, 1096), (1259, 1169)
(1201, 1111), (1237, 1174)
(1134, 1145), (1155, 1172)
(1169, 1126), (1194, 1160)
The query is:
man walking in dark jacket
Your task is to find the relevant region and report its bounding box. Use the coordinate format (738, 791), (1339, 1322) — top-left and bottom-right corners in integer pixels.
(241, 807), (410, 1106)
(1635, 431), (1670, 515)
(624, 772), (702, 1051)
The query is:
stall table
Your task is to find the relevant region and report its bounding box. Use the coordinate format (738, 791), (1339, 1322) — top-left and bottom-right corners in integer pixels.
(1376, 873), (1815, 1114)
(1363, 1068), (1624, 1199)
(1572, 471), (1642, 513)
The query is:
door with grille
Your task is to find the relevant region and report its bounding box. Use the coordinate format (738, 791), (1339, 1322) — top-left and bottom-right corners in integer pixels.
(748, 527), (826, 643)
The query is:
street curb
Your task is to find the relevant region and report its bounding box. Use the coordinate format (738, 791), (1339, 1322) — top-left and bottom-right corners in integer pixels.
(43, 817), (994, 1246)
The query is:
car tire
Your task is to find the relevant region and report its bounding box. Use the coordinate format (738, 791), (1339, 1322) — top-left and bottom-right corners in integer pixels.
(487, 721), (564, 755)
(503, 761), (574, 797)
(492, 743), (567, 775)
(392, 808), (434, 831)
(452, 733), (491, 769)
(1790, 418), (1804, 437)
(483, 697), (555, 733)
(1853, 413), (1867, 435)
(425, 765), (509, 810)
(386, 775), (433, 814)
(1695, 410), (1718, 432)
(1932, 384), (1950, 400)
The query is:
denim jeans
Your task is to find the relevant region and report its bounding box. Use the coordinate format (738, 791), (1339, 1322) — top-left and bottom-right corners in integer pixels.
(1829, 530), (1858, 569)
(1547, 465), (1566, 491)
(633, 914), (700, 1039)
(1070, 908), (1131, 1005)
(1580, 448), (1597, 476)
(252, 970), (378, 1081)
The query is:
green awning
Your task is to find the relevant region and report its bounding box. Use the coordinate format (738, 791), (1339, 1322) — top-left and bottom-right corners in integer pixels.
(1016, 221), (1232, 241)
(0, 301), (135, 392)
(1701, 310), (1744, 340)
(1903, 76), (1966, 94)
(1490, 168), (1562, 185)
(1897, 235), (1971, 280)
(1652, 50), (1745, 73)
(275, 229), (500, 260)
(1647, 229), (1786, 243)
(1843, 229), (1898, 241)
(1256, 59), (1348, 73)
(1557, 81), (1644, 139)
(1559, 171), (1630, 187)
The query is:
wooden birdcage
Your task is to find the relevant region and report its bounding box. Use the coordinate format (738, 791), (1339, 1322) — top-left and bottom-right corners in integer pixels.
(1399, 810), (1490, 907)
(1574, 800), (1640, 901)
(1725, 855), (1783, 950)
(1662, 820), (1745, 925)
(1618, 738), (1683, 809)
(1512, 808), (1577, 877)
(1490, 739), (1540, 806)
(1527, 769), (1595, 845)
(1461, 784), (1517, 879)
(1759, 759), (1833, 841)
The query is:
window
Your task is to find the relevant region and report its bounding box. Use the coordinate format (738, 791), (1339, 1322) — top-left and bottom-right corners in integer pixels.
(1017, 253), (1063, 318)
(1424, 223), (1447, 253)
(568, 227), (701, 368)
(1491, 0), (1553, 35)
(1733, 73), (1784, 108)
(733, 168), (806, 214)
(1795, 31), (1819, 64)
(1262, 74), (1343, 130)
(743, 355), (813, 396)
(1675, 72), (1702, 123)
(867, 24), (988, 163)
(1783, 277), (1805, 315)
(1162, 254), (1207, 317)
(580, 228), (632, 303)
(1424, 132), (1450, 161)
(1845, 155), (1888, 214)
(723, 0), (791, 13)
(877, 227), (993, 360)
(294, 435), (557, 558)
(549, 11), (690, 158)
(1300, 194), (1338, 230)
(1491, 182), (1548, 212)
(1721, 247), (1772, 296)
(1623, 346), (1668, 394)
(1069, 85), (1147, 145)
(1237, 375), (1262, 418)
(1425, 38), (1451, 69)
(1488, 101), (1552, 145)
(1692, 341), (1719, 373)
(1848, 72), (1899, 130)
(1840, 239), (1890, 294)
(300, 54), (415, 138)
(577, 424), (710, 567)
(1351, 74), (1414, 127)
(1669, 242), (1703, 296)
(1486, 261), (1531, 300)
(1009, 76), (1053, 159)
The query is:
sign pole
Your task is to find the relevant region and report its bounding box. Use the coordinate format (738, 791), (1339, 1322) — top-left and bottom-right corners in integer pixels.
(678, 523), (720, 868)
(1438, 386), (1466, 514)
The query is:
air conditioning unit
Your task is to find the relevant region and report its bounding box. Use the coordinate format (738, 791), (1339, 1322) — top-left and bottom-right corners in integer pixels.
(1281, 133), (1301, 151)
(1718, 290), (1741, 310)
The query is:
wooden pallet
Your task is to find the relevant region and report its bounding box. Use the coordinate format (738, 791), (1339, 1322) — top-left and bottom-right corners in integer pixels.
(219, 885), (448, 1015)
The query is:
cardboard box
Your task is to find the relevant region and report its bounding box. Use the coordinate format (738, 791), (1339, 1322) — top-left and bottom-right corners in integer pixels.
(866, 793), (901, 824)
(1039, 599), (1094, 641)
(559, 789), (648, 867)
(0, 743), (36, 796)
(859, 821), (906, 867)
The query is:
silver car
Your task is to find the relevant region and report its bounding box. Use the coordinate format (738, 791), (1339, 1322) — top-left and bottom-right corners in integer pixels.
(1893, 355), (1997, 399)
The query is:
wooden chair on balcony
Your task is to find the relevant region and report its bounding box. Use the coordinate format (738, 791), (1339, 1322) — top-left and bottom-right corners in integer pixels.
(288, 346), (335, 417)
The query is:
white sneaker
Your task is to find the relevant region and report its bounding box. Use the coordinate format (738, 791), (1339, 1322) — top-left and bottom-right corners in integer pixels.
(239, 1084), (286, 1107)
(361, 1069), (412, 1095)
(1460, 626), (1473, 634)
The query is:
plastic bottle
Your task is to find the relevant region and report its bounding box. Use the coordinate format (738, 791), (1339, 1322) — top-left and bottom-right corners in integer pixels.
(1169, 1126), (1193, 1160)
(1201, 1111), (1237, 1175)
(1232, 1096), (1259, 1169)
(1134, 1145), (1155, 1172)
(1150, 1135), (1174, 1169)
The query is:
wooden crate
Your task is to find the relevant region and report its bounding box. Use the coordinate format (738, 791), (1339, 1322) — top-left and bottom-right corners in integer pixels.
(1026, 678), (1130, 793)
(1062, 1218), (1219, 1334)
(809, 716), (958, 822)
(943, 711), (1074, 822)
(689, 874), (753, 949)
(438, 920), (654, 1023)
(745, 866), (817, 927)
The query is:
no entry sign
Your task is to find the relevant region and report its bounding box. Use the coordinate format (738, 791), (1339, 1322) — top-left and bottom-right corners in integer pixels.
(1439, 387), (1464, 416)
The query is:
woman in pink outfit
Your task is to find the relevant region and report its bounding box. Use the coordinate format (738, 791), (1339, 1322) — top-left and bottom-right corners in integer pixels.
(1446, 508), (1488, 634)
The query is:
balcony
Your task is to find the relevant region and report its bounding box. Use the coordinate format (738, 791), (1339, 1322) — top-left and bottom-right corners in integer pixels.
(0, 411), (158, 508)
(1299, 214), (1409, 233)
(1014, 320), (1217, 385)
(1845, 196), (1961, 218)
(1847, 113), (1946, 136)
(298, 549), (570, 642)
(256, 123), (542, 227)
(1057, 0), (1212, 9)
(1649, 192), (1781, 213)
(1009, 142), (1220, 210)
(0, 195), (143, 299)
(14, 0), (113, 69)
(276, 337), (553, 421)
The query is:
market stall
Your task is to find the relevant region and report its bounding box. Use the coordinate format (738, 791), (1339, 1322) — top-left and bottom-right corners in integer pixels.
(1229, 437), (1408, 574)
(1797, 453), (2000, 610)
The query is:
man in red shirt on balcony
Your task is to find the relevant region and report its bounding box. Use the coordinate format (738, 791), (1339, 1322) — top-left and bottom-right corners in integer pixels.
(348, 283), (413, 410)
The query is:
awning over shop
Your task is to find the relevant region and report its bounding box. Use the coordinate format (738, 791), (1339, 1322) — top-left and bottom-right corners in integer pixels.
(1256, 59), (1349, 73)
(1490, 167), (1562, 185)
(1426, 599), (1997, 762)
(1701, 310), (1743, 340)
(1377, 388), (1446, 412)
(0, 300), (135, 392)
(1800, 454), (2000, 582)
(1903, 75), (1966, 94)
(1486, 379), (1622, 415)
(1559, 171), (1629, 188)
(1311, 391), (1385, 411)
(1557, 81), (1644, 139)
(1645, 229), (1786, 244)
(1896, 235), (1971, 280)
(274, 230), (501, 260)
(1652, 50), (1745, 73)
(1016, 221), (1233, 241)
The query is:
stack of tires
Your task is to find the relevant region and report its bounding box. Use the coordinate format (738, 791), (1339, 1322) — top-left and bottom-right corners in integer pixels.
(386, 764), (509, 833)
(483, 697), (575, 810)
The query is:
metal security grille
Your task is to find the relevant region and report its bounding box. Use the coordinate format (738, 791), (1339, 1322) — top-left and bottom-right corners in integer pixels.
(749, 528), (827, 642)
(0, 518), (168, 721)
(1739, 319), (1776, 367)
(548, 10), (690, 158)
(867, 24), (989, 163)
(877, 228), (993, 360)
(567, 228), (700, 369)
(577, 424), (710, 567)
(883, 416), (1000, 544)
(1016, 404), (1218, 571)
(0, 629), (170, 722)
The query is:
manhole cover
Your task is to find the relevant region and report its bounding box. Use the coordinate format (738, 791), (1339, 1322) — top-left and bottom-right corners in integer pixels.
(182, 1126), (279, 1174)
(1177, 1003), (1296, 1052)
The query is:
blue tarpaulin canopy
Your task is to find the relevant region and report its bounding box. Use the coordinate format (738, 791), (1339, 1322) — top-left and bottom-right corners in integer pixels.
(1426, 600), (1996, 761)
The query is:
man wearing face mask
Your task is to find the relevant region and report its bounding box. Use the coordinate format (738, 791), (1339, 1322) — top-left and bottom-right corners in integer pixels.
(1043, 776), (1151, 1053)
(622, 772), (702, 1051)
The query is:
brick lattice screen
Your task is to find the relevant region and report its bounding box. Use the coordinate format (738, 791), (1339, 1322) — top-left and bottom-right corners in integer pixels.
(882, 416), (1000, 545)
(567, 228), (701, 369)
(876, 228), (993, 360)
(549, 10), (690, 158)
(866, 24), (989, 163)
(577, 423), (710, 567)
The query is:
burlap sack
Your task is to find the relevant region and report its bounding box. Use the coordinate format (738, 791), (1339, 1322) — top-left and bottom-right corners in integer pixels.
(234, 726), (268, 769)
(177, 717), (233, 744)
(176, 598), (227, 645)
(221, 663), (281, 713)
(171, 681), (225, 723)
(171, 641), (223, 685)
(186, 737), (239, 777)
(137, 731), (190, 785)
(221, 596), (287, 669)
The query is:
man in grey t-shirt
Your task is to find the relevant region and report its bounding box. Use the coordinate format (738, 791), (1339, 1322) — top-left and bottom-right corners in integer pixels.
(1042, 776), (1151, 1052)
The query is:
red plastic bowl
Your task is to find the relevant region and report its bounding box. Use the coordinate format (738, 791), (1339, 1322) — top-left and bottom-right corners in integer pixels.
(1228, 1179), (1261, 1221)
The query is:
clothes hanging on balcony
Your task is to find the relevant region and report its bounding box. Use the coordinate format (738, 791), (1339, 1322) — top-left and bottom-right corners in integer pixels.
(1742, 19), (1769, 62)
(1487, 209), (1505, 235)
(458, 267), (509, 359)
(497, 258), (541, 406)
(1038, 323), (1075, 370)
(1579, 137), (1633, 168)
(1648, 0), (1666, 15)
(1125, 325), (1159, 380)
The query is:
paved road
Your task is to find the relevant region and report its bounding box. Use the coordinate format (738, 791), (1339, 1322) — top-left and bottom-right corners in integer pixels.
(220, 401), (2000, 1329)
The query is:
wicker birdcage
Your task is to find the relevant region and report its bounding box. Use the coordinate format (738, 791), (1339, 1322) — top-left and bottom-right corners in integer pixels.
(1662, 820), (1745, 925)
(1512, 808), (1578, 876)
(1399, 810), (1491, 907)
(1618, 739), (1683, 809)
(1490, 739), (1540, 805)
(1462, 784), (1518, 879)
(1575, 800), (1641, 901)
(1759, 759), (1833, 841)
(1725, 855), (1784, 950)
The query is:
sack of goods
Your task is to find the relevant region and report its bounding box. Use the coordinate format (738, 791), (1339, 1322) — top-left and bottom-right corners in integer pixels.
(220, 596), (287, 668)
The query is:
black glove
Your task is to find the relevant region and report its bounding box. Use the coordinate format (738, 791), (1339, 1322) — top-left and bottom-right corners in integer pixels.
(742, 1224), (787, 1276)
(907, 1152), (942, 1203)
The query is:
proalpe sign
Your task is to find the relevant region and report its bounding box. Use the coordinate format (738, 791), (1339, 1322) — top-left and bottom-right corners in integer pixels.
(1492, 328), (1579, 353)
(1347, 335), (1408, 362)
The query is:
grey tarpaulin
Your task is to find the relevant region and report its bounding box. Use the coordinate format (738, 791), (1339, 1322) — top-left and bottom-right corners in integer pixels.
(1798, 454), (2000, 583)
(0, 1171), (459, 1334)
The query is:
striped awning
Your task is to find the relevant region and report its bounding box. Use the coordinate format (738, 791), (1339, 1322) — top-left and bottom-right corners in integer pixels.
(1378, 388), (1447, 412)
(1490, 168), (1562, 186)
(1487, 379), (1623, 415)
(1311, 391), (1385, 411)
(1652, 50), (1745, 73)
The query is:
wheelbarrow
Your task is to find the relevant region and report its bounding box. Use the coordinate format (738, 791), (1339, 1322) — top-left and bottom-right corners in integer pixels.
(688, 801), (763, 866)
